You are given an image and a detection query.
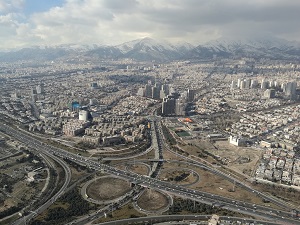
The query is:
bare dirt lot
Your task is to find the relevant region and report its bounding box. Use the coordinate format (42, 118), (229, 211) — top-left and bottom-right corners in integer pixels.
(0, 152), (46, 214)
(211, 140), (261, 176)
(86, 177), (131, 201)
(160, 158), (268, 207)
(127, 164), (149, 175)
(159, 169), (198, 186)
(137, 189), (169, 211)
(186, 139), (261, 176)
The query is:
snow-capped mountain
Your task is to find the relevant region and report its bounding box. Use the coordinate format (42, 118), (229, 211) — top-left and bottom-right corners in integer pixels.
(0, 36), (300, 62)
(205, 36), (293, 51)
(174, 41), (195, 52)
(115, 37), (176, 53)
(85, 46), (123, 59)
(112, 37), (193, 61)
(190, 36), (300, 60)
(84, 37), (195, 61)
(0, 46), (72, 62)
(53, 43), (100, 51)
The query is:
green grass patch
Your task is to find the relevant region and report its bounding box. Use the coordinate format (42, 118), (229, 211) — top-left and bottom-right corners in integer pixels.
(176, 131), (191, 137)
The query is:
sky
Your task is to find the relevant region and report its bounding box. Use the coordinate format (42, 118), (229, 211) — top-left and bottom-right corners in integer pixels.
(0, 0), (300, 49)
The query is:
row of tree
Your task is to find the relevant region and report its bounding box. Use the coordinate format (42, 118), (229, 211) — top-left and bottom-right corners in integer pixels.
(0, 203), (24, 219)
(169, 198), (239, 217)
(161, 124), (176, 145)
(30, 189), (96, 225)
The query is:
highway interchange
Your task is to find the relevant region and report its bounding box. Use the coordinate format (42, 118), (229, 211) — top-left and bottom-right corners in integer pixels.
(0, 118), (299, 225)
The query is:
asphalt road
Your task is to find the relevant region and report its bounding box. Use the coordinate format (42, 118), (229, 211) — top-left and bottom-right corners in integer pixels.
(0, 124), (72, 225)
(0, 122), (299, 225)
(95, 214), (280, 225)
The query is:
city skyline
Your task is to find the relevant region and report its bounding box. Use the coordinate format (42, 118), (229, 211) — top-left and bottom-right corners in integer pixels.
(1, 0), (300, 50)
(1, 23), (300, 223)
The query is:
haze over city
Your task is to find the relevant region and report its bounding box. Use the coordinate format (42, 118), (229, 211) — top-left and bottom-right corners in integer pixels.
(1, 0), (300, 49)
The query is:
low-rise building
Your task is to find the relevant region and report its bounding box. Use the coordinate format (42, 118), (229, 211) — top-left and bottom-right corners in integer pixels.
(63, 120), (90, 136)
(229, 135), (245, 146)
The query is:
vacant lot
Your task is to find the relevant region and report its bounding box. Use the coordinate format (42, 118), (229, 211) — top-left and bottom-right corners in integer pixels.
(185, 139), (261, 176)
(159, 169), (198, 186)
(86, 177), (131, 201)
(160, 159), (269, 207)
(212, 140), (261, 176)
(137, 189), (169, 211)
(127, 164), (149, 175)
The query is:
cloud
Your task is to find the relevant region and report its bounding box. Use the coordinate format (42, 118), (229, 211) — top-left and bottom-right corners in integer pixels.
(0, 0), (24, 13)
(101, 0), (139, 12)
(0, 14), (18, 38)
(1, 0), (300, 49)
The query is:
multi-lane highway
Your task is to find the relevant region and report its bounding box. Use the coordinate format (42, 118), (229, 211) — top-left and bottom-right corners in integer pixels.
(0, 122), (299, 225)
(13, 152), (71, 225)
(0, 123), (72, 225)
(94, 214), (281, 225)
(154, 117), (300, 211)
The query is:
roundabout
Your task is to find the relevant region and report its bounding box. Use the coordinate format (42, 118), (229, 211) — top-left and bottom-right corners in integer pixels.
(133, 188), (173, 214)
(81, 175), (132, 204)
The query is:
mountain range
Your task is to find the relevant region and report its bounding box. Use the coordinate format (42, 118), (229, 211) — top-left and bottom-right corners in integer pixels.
(0, 37), (300, 62)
